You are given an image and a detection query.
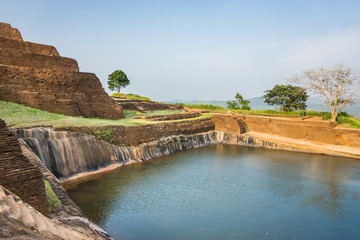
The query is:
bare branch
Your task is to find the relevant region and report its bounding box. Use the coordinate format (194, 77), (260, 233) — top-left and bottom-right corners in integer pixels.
(290, 64), (360, 122)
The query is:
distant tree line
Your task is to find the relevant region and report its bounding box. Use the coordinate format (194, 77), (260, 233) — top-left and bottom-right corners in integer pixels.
(227, 64), (360, 123)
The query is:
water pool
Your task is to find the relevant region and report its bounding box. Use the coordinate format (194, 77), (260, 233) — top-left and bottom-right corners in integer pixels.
(68, 144), (360, 239)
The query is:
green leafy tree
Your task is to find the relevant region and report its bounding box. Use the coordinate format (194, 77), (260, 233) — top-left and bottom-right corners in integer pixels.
(108, 70), (130, 96)
(264, 84), (308, 111)
(235, 93), (251, 110)
(227, 93), (251, 110)
(226, 101), (238, 109)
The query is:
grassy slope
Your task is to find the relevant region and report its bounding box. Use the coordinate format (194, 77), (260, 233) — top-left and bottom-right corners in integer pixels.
(110, 93), (152, 101)
(0, 101), (211, 128)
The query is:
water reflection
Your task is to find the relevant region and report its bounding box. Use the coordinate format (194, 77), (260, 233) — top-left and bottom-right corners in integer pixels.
(68, 145), (360, 239)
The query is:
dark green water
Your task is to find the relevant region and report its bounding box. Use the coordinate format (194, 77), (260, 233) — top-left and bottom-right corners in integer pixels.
(68, 144), (360, 240)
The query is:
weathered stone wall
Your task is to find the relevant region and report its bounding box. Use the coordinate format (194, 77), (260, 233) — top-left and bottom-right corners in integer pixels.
(0, 65), (123, 119)
(65, 118), (215, 146)
(0, 22), (124, 119)
(0, 22), (22, 41)
(0, 37), (60, 56)
(140, 112), (200, 121)
(213, 114), (360, 148)
(212, 114), (249, 134)
(117, 101), (183, 111)
(0, 119), (48, 216)
(0, 48), (79, 71)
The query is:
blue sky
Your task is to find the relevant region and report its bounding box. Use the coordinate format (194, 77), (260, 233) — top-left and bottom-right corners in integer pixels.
(1, 0), (360, 101)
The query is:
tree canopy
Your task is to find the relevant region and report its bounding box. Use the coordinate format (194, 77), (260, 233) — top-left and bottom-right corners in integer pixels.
(108, 70), (130, 96)
(227, 93), (251, 110)
(290, 64), (360, 123)
(263, 84), (308, 112)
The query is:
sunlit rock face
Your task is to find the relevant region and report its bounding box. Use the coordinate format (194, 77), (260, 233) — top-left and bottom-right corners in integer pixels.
(0, 22), (124, 119)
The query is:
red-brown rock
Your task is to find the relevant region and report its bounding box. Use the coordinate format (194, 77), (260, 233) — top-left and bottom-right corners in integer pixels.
(0, 22), (124, 119)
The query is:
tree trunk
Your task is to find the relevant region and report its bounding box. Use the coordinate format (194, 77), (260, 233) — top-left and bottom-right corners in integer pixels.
(330, 111), (337, 123)
(117, 88), (120, 97)
(331, 115), (336, 123)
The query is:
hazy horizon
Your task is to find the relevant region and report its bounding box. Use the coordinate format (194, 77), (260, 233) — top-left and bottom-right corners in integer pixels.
(1, 0), (360, 101)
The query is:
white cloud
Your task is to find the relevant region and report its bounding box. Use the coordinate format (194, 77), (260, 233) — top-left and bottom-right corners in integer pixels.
(280, 26), (360, 69)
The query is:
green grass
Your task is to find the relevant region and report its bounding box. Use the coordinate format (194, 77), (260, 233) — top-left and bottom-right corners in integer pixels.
(111, 93), (152, 101)
(123, 109), (184, 118)
(175, 103), (225, 111)
(0, 101), (212, 128)
(176, 102), (360, 129)
(337, 115), (360, 129)
(44, 179), (61, 213)
(0, 101), (155, 128)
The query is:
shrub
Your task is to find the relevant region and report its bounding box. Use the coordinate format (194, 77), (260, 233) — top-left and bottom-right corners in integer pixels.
(110, 93), (151, 101)
(44, 179), (61, 213)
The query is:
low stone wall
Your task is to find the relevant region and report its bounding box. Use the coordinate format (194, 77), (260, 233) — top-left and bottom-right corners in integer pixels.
(213, 114), (360, 148)
(140, 112), (200, 121)
(243, 115), (360, 147)
(212, 114), (249, 134)
(0, 119), (48, 216)
(64, 118), (215, 146)
(118, 101), (183, 111)
(0, 48), (79, 71)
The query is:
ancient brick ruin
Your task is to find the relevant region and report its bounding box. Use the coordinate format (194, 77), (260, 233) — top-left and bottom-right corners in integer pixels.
(0, 22), (124, 119)
(112, 97), (184, 112)
(0, 119), (48, 216)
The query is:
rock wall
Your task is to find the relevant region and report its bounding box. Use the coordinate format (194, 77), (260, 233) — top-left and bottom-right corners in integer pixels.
(0, 36), (59, 56)
(213, 114), (360, 148)
(65, 118), (215, 146)
(0, 119), (48, 216)
(212, 114), (249, 134)
(0, 47), (79, 71)
(18, 127), (222, 179)
(0, 65), (123, 118)
(140, 112), (200, 121)
(115, 100), (183, 112)
(0, 22), (22, 41)
(0, 22), (124, 119)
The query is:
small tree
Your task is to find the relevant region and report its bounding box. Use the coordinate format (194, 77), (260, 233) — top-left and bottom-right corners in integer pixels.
(235, 93), (251, 110)
(290, 64), (360, 123)
(227, 93), (251, 110)
(108, 70), (130, 96)
(264, 84), (308, 111)
(226, 100), (238, 109)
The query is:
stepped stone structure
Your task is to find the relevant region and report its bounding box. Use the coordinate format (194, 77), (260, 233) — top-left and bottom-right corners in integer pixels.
(0, 22), (124, 119)
(0, 119), (48, 216)
(112, 97), (183, 112)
